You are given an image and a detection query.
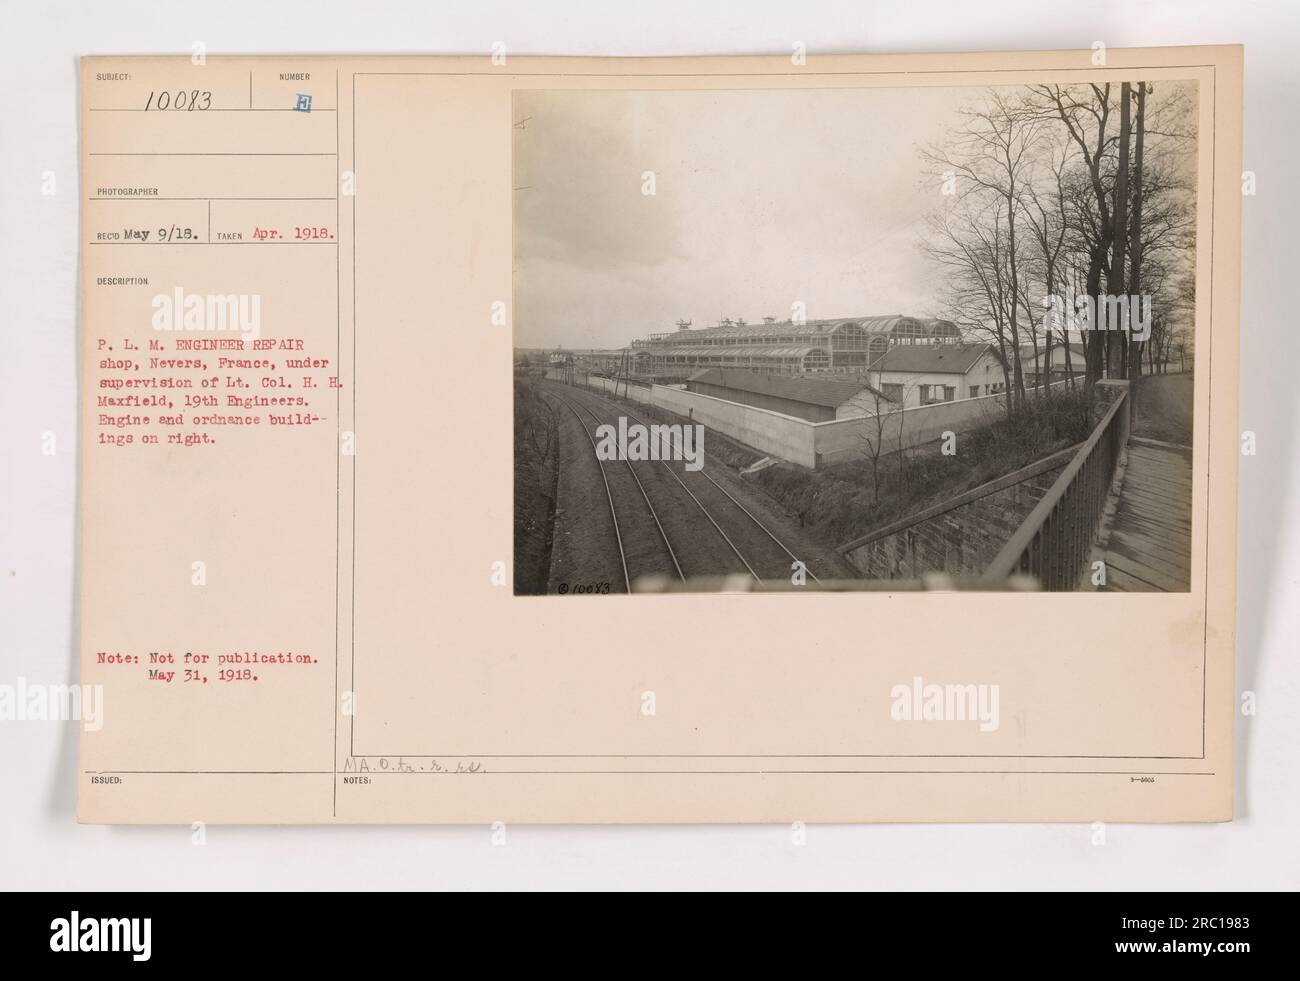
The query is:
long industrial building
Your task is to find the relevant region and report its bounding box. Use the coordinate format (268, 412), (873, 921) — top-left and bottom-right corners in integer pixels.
(685, 368), (895, 422)
(629, 315), (962, 381)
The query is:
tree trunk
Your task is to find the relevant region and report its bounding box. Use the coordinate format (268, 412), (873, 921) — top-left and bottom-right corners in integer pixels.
(1085, 248), (1106, 385)
(1107, 83), (1132, 380)
(1128, 83), (1148, 410)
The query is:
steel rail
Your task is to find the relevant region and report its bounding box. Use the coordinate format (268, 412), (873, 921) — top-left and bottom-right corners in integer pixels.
(553, 384), (757, 582)
(564, 383), (817, 584)
(543, 390), (631, 594)
(560, 393), (687, 583)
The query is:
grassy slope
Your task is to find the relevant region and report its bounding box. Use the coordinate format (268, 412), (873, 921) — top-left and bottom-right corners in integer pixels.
(752, 389), (1094, 549)
(1130, 372), (1193, 447)
(513, 379), (560, 594)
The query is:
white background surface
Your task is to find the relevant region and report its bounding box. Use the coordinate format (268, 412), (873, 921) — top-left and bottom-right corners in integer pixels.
(2, 0), (1296, 890)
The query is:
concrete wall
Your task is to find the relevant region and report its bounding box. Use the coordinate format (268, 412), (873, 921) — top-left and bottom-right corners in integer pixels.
(650, 385), (818, 467)
(814, 380), (1070, 468)
(685, 380), (834, 422)
(580, 373), (656, 406)
(836, 388), (894, 420)
(566, 375), (817, 467)
(814, 391), (1009, 468)
(551, 375), (1064, 473)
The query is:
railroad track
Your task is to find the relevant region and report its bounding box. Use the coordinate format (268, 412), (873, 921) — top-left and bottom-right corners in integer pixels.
(545, 388), (683, 592)
(545, 382), (821, 588)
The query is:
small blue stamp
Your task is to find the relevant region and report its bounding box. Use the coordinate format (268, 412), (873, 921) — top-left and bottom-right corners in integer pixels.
(294, 93), (312, 113)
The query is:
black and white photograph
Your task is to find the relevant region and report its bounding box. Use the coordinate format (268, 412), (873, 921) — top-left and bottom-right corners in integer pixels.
(513, 81), (1199, 594)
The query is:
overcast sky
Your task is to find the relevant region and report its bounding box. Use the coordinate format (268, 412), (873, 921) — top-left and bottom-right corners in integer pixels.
(512, 85), (976, 350)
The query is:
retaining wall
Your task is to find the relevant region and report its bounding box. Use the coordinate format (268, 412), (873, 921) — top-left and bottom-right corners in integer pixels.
(814, 391), (1010, 468)
(565, 375), (817, 467)
(550, 373), (1066, 473)
(648, 385), (817, 467)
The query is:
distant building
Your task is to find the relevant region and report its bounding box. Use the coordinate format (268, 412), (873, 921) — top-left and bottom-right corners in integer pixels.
(569, 348), (628, 373)
(632, 314), (962, 380)
(867, 343), (1003, 408)
(686, 368), (894, 423)
(1017, 342), (1086, 387)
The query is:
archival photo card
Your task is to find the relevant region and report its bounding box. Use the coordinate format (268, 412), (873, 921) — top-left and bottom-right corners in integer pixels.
(77, 47), (1239, 824)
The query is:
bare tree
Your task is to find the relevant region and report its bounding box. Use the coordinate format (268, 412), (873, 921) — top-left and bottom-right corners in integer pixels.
(924, 90), (1042, 411)
(1127, 82), (1148, 386)
(857, 376), (917, 506)
(1025, 83), (1119, 387)
(858, 387), (896, 506)
(925, 199), (1015, 413)
(1020, 138), (1073, 396)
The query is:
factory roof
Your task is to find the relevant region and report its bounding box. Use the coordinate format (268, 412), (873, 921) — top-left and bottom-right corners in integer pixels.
(646, 344), (826, 359)
(687, 368), (891, 408)
(644, 315), (961, 344)
(871, 343), (994, 375)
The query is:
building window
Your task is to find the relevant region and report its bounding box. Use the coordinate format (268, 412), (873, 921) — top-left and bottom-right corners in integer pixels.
(881, 383), (903, 402)
(919, 384), (955, 405)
